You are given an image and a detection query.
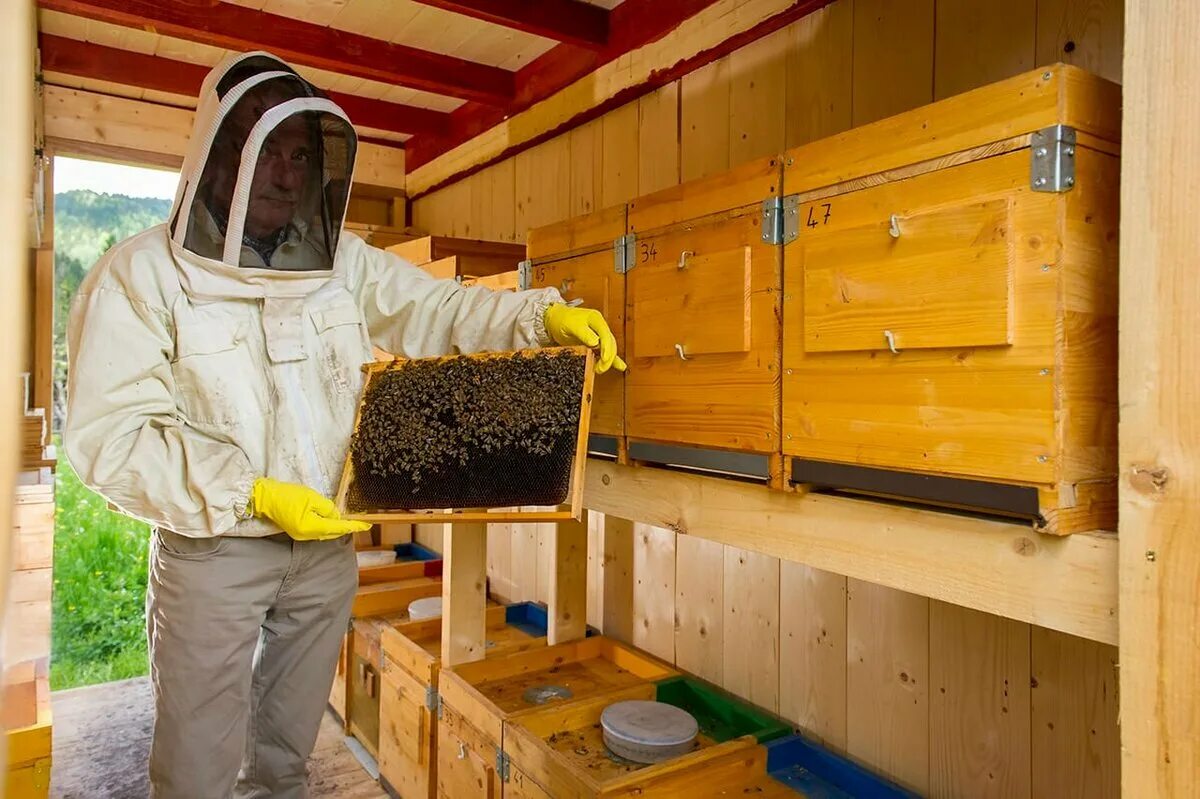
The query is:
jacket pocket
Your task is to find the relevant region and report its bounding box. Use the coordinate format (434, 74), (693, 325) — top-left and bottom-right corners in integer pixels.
(171, 320), (262, 432)
(310, 301), (368, 396)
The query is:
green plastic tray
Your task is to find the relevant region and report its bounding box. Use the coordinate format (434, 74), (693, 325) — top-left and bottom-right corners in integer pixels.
(653, 676), (792, 744)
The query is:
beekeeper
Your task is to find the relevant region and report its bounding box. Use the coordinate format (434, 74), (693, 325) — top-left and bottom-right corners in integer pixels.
(64, 51), (624, 799)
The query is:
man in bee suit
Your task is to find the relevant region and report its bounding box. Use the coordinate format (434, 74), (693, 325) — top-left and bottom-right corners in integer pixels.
(64, 51), (624, 799)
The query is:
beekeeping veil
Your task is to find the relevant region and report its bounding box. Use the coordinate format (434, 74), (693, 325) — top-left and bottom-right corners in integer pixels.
(168, 52), (356, 272)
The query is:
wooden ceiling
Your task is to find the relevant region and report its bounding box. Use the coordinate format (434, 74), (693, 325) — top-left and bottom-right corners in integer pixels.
(35, 0), (721, 170)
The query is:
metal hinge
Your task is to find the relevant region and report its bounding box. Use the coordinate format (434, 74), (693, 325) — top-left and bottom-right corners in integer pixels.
(1030, 125), (1077, 192)
(495, 749), (511, 782)
(517, 259), (532, 290)
(436, 694), (444, 720)
(425, 684), (438, 712)
(614, 233), (637, 274)
(762, 195), (799, 244)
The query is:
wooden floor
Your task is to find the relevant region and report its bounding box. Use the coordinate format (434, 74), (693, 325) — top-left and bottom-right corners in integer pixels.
(49, 676), (386, 799)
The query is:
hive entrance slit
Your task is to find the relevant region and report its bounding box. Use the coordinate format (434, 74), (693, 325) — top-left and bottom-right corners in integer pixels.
(337, 347), (595, 522)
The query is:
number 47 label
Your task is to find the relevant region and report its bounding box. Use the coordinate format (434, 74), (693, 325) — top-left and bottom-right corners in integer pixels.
(803, 202), (833, 229)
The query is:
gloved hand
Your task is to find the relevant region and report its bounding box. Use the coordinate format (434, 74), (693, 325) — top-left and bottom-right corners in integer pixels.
(251, 478), (371, 541)
(543, 304), (627, 374)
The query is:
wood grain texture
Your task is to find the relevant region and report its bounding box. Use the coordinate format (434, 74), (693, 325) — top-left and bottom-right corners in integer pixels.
(1031, 628), (1119, 799)
(569, 119), (602, 218)
(934, 0), (1036, 100)
(601, 100), (640, 209)
(723, 546), (781, 712)
(728, 26), (788, 167)
(601, 515), (635, 643)
(1036, 0), (1124, 84)
(929, 601), (1032, 799)
(515, 135), (571, 235)
(549, 515), (588, 644)
(779, 561), (847, 750)
(680, 58), (731, 182)
(851, 0), (935, 125)
(442, 522), (489, 667)
(632, 523), (676, 662)
(674, 534), (725, 684)
(637, 82), (680, 195)
(784, 0), (853, 149)
(1118, 1), (1200, 795)
(846, 580), (930, 795)
(586, 510), (604, 630)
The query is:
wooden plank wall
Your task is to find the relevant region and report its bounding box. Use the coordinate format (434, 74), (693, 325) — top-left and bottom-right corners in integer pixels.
(412, 1), (1124, 796)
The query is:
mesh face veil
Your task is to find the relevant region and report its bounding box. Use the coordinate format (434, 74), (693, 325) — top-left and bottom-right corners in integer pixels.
(170, 55), (357, 271)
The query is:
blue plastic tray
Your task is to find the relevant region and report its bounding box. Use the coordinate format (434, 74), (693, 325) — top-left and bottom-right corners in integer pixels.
(765, 735), (920, 798)
(392, 542), (442, 562)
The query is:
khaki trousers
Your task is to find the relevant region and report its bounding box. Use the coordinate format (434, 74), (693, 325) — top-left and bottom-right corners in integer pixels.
(146, 529), (357, 799)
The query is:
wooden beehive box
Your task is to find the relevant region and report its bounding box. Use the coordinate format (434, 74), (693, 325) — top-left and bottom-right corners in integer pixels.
(377, 602), (553, 799)
(330, 575), (443, 728)
(336, 347), (595, 523)
(387, 235), (526, 280)
(436, 637), (676, 798)
(625, 154), (783, 479)
(780, 64), (1120, 535)
(7, 485), (53, 667)
(527, 205), (628, 451)
(5, 658), (50, 799)
(502, 683), (772, 798)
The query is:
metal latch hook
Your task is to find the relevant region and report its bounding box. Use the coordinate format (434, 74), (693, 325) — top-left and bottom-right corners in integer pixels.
(888, 215), (902, 238)
(674, 344), (689, 361)
(458, 742), (468, 760)
(678, 250), (694, 269)
(883, 330), (900, 354)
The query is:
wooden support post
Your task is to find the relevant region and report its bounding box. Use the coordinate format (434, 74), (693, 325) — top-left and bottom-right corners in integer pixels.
(1119, 1), (1200, 795)
(441, 521), (488, 667)
(548, 514), (587, 645)
(601, 515), (635, 643)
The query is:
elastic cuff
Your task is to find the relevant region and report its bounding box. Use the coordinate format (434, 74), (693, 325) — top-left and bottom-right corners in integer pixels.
(530, 290), (563, 347)
(233, 474), (258, 521)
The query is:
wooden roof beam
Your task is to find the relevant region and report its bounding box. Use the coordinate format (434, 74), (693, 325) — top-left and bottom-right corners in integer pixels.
(411, 0), (609, 49)
(38, 34), (450, 137)
(36, 0), (516, 105)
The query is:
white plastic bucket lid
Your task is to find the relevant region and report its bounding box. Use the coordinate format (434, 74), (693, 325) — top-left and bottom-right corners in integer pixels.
(408, 596), (443, 620)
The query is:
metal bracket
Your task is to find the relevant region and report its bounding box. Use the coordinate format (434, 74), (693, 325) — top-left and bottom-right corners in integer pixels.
(762, 195), (800, 244)
(517, 259), (532, 291)
(1030, 125), (1077, 192)
(425, 684), (438, 712)
(761, 196), (782, 244)
(495, 748), (511, 782)
(614, 233), (637, 274)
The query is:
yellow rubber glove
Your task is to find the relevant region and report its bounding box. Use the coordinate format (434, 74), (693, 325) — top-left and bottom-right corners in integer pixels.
(251, 478), (371, 541)
(543, 304), (627, 374)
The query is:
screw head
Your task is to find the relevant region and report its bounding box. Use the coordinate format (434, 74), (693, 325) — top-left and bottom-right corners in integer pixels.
(1042, 71), (1052, 80)
(1042, 264), (1050, 272)
(786, 158), (794, 166)
(1064, 146), (1075, 156)
(1035, 146), (1048, 157)
(786, 434), (793, 440)
(1037, 455), (1049, 463)
(786, 369), (793, 375)
(1040, 368), (1050, 376)
(1035, 177), (1048, 187)
(1146, 549), (1157, 562)
(1064, 177), (1076, 187)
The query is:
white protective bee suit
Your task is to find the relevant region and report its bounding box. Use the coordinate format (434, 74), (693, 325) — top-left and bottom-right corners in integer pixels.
(64, 52), (562, 798)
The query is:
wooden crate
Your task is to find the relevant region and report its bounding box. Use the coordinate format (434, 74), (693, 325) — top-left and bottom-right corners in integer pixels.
(625, 154), (783, 474)
(435, 636), (676, 798)
(462, 270), (519, 292)
(528, 205), (628, 445)
(330, 575), (444, 727)
(378, 602), (553, 799)
(780, 64), (1121, 534)
(5, 658), (51, 799)
(7, 486), (53, 666)
(344, 221), (421, 250)
(387, 235), (526, 279)
(503, 688), (766, 798)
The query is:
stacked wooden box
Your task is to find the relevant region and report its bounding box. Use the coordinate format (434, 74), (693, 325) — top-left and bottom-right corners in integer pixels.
(329, 541), (442, 730)
(387, 235), (525, 289)
(523, 63), (1120, 533)
(5, 482), (54, 797)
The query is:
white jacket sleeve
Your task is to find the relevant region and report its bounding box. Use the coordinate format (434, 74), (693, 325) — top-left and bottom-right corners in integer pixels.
(345, 237), (563, 357)
(64, 279), (257, 538)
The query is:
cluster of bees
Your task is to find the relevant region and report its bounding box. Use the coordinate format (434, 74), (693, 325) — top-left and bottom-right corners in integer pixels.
(349, 350), (586, 508)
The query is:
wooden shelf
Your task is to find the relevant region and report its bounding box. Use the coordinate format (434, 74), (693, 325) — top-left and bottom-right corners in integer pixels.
(583, 459), (1117, 646)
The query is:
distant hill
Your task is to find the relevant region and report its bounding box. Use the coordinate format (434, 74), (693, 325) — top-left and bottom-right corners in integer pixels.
(55, 189), (173, 269)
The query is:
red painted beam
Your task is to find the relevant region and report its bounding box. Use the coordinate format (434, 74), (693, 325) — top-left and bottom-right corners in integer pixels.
(406, 0), (836, 188)
(37, 0), (515, 105)
(38, 33), (450, 137)
(412, 0), (609, 49)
